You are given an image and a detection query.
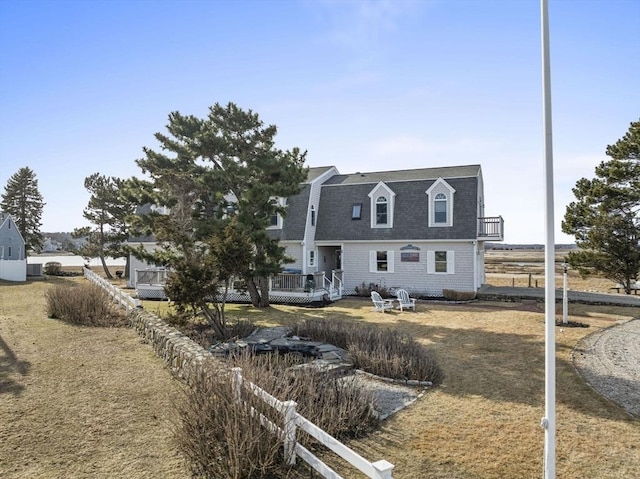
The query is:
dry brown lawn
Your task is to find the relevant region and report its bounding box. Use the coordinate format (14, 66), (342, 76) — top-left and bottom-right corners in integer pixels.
(2, 260), (639, 478)
(0, 277), (187, 479)
(225, 298), (640, 479)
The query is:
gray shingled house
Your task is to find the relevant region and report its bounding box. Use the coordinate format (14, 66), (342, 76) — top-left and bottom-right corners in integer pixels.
(266, 164), (503, 298)
(127, 164), (503, 301)
(0, 211), (27, 281)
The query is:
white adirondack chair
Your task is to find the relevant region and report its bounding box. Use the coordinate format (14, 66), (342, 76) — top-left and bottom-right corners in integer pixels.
(371, 291), (394, 313)
(395, 289), (416, 311)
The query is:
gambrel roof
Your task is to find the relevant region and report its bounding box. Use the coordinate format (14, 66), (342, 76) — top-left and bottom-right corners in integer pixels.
(269, 164), (483, 243)
(315, 176), (478, 242)
(322, 164), (480, 186)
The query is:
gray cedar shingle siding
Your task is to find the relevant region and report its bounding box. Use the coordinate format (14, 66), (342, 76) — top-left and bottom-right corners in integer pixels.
(315, 177), (478, 241)
(267, 184), (311, 241)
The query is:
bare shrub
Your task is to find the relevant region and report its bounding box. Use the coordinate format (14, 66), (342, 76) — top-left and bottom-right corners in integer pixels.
(44, 261), (62, 275)
(45, 283), (128, 327)
(174, 360), (288, 479)
(230, 351), (379, 441)
(354, 282), (390, 298)
(292, 318), (443, 384)
(443, 289), (477, 301)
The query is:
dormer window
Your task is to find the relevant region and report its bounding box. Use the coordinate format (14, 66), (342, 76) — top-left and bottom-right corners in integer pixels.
(434, 193), (447, 224)
(368, 182), (395, 228)
(310, 205), (316, 226)
(426, 178), (455, 227)
(266, 197), (286, 229)
(375, 197), (388, 225)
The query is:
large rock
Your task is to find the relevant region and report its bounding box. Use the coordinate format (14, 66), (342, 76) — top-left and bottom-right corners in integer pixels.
(207, 327), (353, 373)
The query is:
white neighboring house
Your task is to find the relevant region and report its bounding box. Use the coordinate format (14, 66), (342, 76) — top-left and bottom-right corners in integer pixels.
(0, 212), (27, 282)
(42, 237), (62, 252)
(127, 164), (504, 302)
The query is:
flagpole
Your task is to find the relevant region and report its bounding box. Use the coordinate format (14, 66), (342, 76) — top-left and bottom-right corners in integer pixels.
(540, 0), (556, 478)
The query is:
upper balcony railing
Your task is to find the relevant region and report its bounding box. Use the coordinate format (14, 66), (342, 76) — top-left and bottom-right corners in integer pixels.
(478, 216), (504, 241)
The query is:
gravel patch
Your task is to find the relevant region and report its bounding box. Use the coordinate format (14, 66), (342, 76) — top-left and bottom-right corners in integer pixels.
(351, 371), (429, 419)
(572, 318), (640, 417)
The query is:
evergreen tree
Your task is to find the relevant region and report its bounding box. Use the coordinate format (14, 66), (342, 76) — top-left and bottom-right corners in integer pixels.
(73, 173), (137, 279)
(136, 102), (307, 311)
(1, 166), (45, 253)
(562, 120), (640, 293)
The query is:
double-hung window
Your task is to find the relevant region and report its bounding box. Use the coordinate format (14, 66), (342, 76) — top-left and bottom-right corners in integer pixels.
(369, 250), (394, 273)
(375, 197), (388, 225)
(427, 250), (455, 274)
(434, 193), (447, 224)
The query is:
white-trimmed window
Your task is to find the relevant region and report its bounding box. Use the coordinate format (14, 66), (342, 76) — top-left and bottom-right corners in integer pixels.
(427, 250), (455, 274)
(268, 213), (280, 228)
(375, 197), (388, 225)
(434, 193), (447, 224)
(369, 250), (394, 273)
(368, 182), (396, 228)
(310, 205), (316, 226)
(308, 250), (316, 267)
(266, 197), (286, 229)
(426, 178), (455, 227)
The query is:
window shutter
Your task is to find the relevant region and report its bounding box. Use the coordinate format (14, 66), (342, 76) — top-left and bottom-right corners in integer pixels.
(369, 251), (377, 272)
(447, 250), (455, 274)
(387, 251), (394, 273)
(427, 251), (435, 273)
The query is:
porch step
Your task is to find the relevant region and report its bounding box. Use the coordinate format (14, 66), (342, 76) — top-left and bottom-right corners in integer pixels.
(329, 289), (342, 301)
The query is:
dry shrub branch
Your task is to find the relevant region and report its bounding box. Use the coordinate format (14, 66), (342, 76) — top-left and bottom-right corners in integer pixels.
(174, 361), (285, 479)
(175, 352), (379, 478)
(292, 318), (444, 384)
(45, 283), (128, 327)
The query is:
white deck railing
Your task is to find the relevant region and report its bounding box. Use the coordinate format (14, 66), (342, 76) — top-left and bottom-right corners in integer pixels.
(232, 368), (394, 479)
(84, 268), (140, 312)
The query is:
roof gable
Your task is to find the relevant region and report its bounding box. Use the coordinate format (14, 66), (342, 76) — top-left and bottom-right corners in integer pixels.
(425, 177), (456, 195)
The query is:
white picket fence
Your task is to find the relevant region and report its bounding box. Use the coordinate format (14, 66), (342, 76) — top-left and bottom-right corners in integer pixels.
(231, 367), (394, 479)
(83, 267), (140, 312)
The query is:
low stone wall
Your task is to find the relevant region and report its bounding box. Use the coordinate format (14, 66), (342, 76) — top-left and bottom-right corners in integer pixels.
(129, 309), (213, 384)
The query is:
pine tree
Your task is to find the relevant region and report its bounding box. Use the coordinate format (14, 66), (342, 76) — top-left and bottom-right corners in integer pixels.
(136, 102), (307, 310)
(562, 120), (640, 293)
(1, 167), (45, 253)
(73, 173), (137, 279)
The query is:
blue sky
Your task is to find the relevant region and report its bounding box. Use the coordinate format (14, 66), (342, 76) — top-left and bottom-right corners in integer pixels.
(1, 0), (638, 244)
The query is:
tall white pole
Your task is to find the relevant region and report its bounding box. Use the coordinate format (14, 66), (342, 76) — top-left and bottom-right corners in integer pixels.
(541, 1), (556, 478)
(563, 263), (568, 325)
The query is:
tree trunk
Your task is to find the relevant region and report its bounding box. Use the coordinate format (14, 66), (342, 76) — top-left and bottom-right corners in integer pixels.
(100, 255), (113, 279)
(124, 255), (131, 279)
(258, 277), (270, 308)
(245, 277), (262, 308)
(198, 301), (226, 339)
(245, 276), (271, 308)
